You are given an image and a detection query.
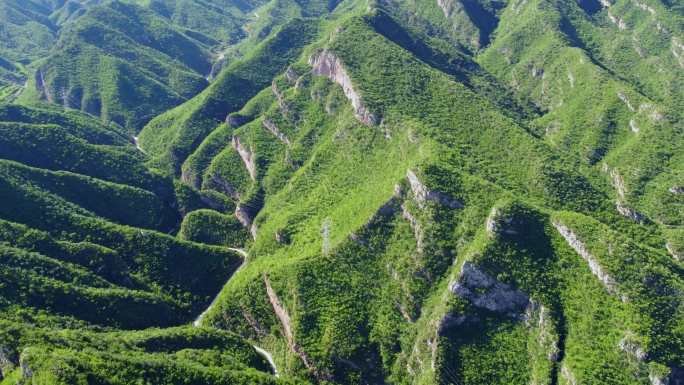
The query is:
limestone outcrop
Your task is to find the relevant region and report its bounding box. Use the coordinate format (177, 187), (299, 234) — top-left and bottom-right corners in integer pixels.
(449, 262), (530, 318)
(406, 170), (463, 209)
(553, 221), (622, 297)
(485, 207), (521, 238)
(309, 50), (378, 126)
(263, 119), (291, 145)
(232, 136), (257, 181)
(264, 275), (330, 381)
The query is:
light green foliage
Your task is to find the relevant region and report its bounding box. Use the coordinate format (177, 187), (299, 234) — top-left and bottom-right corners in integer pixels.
(0, 0), (682, 383)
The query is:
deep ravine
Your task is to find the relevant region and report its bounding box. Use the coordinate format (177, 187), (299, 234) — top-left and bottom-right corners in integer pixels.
(191, 247), (280, 377)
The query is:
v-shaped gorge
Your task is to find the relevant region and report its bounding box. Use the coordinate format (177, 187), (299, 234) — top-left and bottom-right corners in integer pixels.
(0, 0), (682, 384)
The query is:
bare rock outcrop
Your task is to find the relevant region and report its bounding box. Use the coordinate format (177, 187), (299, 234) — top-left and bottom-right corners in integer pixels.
(638, 103), (664, 122)
(666, 242), (681, 261)
(553, 221), (622, 298)
(235, 203), (257, 239)
(437, 0), (463, 18)
(35, 68), (53, 104)
(264, 275), (330, 381)
(271, 80), (291, 117)
(616, 201), (646, 223)
(263, 119), (291, 145)
(309, 50), (378, 126)
(619, 332), (646, 361)
(285, 66), (298, 84)
(561, 365), (578, 385)
(629, 118), (640, 133)
(485, 207), (521, 238)
(608, 10), (627, 30)
(406, 170), (463, 209)
(232, 136), (256, 181)
(0, 347), (16, 379)
(402, 203), (425, 254)
(449, 262), (530, 318)
(525, 301), (560, 362)
(18, 349), (32, 380)
(617, 91), (635, 111)
(669, 186), (684, 195)
(634, 0), (655, 15)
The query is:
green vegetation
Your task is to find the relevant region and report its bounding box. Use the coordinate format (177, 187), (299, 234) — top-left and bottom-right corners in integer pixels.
(0, 0), (682, 383)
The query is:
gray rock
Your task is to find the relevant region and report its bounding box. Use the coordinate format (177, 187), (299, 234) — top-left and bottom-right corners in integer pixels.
(263, 119), (291, 145)
(309, 50), (378, 126)
(406, 170), (463, 209)
(232, 135), (257, 181)
(449, 262), (530, 317)
(669, 186), (684, 195)
(616, 201), (646, 223)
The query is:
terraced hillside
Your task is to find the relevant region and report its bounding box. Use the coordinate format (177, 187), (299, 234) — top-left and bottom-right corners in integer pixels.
(0, 0), (683, 384)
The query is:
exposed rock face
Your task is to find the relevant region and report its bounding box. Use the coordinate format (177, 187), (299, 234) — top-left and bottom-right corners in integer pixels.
(561, 365), (578, 385)
(0, 347), (16, 379)
(485, 207), (520, 238)
(180, 167), (200, 189)
(35, 68), (54, 104)
(271, 80), (291, 117)
(19, 349), (32, 380)
(285, 66), (298, 84)
(250, 223), (258, 240)
(639, 103), (664, 122)
(629, 118), (640, 133)
(449, 262), (530, 318)
(606, 165), (627, 200)
(666, 242), (681, 261)
(616, 201), (646, 223)
(669, 186), (684, 195)
(567, 70), (575, 88)
(264, 275), (329, 381)
(275, 229), (291, 245)
(529, 64), (544, 79)
(553, 221), (621, 297)
(650, 371), (667, 385)
(402, 203), (425, 254)
(608, 10), (627, 30)
(235, 203), (257, 239)
(618, 91), (635, 111)
(406, 170), (463, 209)
(309, 50), (378, 126)
(525, 301), (559, 362)
(263, 119), (290, 145)
(619, 333), (646, 361)
(634, 0), (655, 15)
(232, 136), (256, 181)
(437, 0), (462, 18)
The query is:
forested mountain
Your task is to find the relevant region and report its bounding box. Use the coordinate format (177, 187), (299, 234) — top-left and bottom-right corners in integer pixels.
(0, 0), (682, 384)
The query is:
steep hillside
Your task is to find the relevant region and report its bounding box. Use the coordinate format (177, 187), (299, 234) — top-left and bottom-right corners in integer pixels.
(4, 0), (272, 128)
(0, 0), (683, 384)
(0, 105), (301, 383)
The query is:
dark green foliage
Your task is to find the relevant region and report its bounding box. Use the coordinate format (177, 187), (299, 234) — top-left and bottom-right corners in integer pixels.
(179, 209), (250, 247)
(0, 0), (682, 383)
(139, 18), (320, 174)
